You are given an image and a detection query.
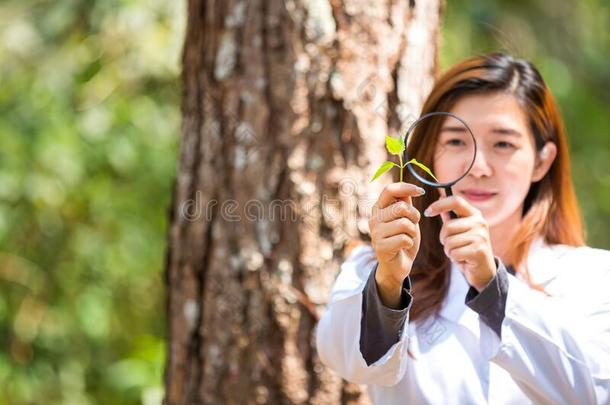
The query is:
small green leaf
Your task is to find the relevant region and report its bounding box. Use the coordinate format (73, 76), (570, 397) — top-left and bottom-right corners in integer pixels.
(385, 135), (404, 155)
(370, 161), (397, 182)
(407, 158), (438, 182)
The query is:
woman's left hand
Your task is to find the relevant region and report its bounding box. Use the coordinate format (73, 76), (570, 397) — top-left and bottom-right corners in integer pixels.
(424, 195), (497, 292)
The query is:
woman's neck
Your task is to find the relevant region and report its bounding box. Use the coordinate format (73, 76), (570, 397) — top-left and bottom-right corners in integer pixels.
(489, 207), (523, 266)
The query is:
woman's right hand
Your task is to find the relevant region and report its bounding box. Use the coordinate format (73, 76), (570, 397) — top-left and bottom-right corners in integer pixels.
(368, 182), (425, 308)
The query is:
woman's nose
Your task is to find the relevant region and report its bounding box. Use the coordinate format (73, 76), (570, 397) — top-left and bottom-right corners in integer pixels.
(468, 149), (493, 178)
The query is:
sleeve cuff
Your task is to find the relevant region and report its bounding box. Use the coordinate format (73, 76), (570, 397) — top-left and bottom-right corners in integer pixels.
(465, 257), (509, 339)
(359, 262), (413, 365)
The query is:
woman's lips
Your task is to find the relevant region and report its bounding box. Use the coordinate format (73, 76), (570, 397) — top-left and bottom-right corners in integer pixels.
(461, 189), (497, 202)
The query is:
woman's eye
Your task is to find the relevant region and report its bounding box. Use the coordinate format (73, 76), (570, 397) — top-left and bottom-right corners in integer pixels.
(446, 138), (465, 146)
(495, 141), (515, 149)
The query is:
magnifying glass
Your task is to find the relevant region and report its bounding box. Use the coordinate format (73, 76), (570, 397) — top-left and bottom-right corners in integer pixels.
(402, 112), (477, 219)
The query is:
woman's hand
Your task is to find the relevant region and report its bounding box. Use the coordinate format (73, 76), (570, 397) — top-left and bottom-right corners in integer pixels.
(369, 183), (426, 308)
(424, 195), (497, 292)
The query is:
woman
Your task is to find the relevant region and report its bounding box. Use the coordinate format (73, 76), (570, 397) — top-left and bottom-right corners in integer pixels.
(315, 53), (610, 404)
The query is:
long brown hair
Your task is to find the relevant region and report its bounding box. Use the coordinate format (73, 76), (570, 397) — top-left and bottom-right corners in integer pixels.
(402, 53), (585, 323)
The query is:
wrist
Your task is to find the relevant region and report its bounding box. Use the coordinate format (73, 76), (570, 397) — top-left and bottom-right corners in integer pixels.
(473, 258), (497, 292)
(375, 263), (405, 309)
(473, 276), (493, 292)
(375, 263), (405, 291)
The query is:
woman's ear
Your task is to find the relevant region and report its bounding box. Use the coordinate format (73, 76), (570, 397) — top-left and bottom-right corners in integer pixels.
(532, 141), (557, 182)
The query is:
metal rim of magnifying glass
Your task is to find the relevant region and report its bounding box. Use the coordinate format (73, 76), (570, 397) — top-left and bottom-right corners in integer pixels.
(402, 111), (478, 188)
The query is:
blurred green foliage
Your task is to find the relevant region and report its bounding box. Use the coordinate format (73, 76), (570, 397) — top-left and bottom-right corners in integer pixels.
(0, 0), (184, 403)
(0, 0), (608, 403)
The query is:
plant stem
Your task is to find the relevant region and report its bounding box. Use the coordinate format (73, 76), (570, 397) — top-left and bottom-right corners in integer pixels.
(398, 155), (403, 182)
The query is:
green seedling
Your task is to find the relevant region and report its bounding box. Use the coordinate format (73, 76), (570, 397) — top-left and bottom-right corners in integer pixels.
(370, 135), (438, 183)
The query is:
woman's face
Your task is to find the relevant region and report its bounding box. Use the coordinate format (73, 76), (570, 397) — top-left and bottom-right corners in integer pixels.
(432, 92), (547, 228)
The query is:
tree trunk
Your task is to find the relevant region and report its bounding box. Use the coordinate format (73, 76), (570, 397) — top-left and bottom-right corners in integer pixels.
(164, 0), (442, 403)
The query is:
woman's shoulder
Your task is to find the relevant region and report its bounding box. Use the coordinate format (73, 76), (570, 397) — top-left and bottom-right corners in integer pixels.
(327, 242), (377, 302)
(342, 242), (376, 275)
(533, 241), (610, 297)
(547, 242), (610, 267)
(530, 237), (610, 264)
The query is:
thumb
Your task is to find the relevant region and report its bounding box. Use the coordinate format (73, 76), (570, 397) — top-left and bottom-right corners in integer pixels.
(400, 195), (413, 206)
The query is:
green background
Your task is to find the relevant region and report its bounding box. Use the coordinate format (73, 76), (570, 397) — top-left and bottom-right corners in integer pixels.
(0, 0), (607, 403)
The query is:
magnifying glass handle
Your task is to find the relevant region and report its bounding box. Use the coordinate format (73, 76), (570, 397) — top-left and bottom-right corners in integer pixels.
(444, 186), (458, 219)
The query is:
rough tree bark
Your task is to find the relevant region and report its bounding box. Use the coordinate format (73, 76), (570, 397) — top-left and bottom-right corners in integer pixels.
(164, 0), (442, 403)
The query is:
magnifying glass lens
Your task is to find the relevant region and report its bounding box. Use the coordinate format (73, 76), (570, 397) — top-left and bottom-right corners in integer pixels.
(404, 113), (476, 189)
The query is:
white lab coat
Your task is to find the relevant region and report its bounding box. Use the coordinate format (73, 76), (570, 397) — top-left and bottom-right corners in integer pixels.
(316, 238), (610, 404)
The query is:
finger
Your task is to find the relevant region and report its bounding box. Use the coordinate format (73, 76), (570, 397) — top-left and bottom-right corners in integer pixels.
(443, 233), (473, 255)
(424, 195), (478, 218)
(377, 217), (418, 240)
(447, 244), (476, 264)
(377, 201), (421, 224)
(439, 217), (474, 243)
(378, 233), (414, 252)
(377, 182), (426, 209)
